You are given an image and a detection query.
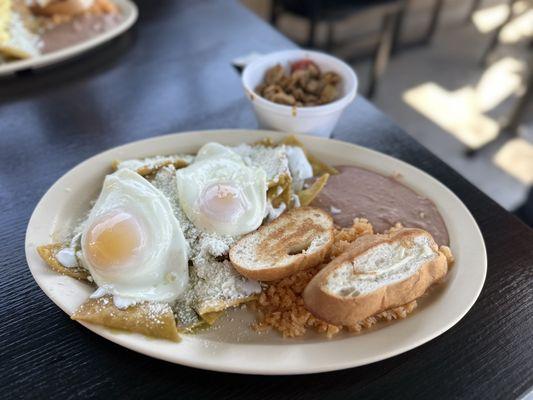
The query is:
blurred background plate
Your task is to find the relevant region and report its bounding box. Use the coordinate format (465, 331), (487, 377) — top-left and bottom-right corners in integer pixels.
(0, 0), (137, 76)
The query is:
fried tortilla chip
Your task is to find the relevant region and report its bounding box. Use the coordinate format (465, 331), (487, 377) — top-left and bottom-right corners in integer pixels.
(37, 244), (91, 282)
(177, 311), (225, 334)
(112, 154), (193, 177)
(176, 314), (221, 333)
(72, 296), (180, 342)
(195, 295), (257, 316)
(233, 141), (293, 208)
(201, 311), (224, 325)
(175, 291), (255, 333)
(253, 137), (275, 147)
(189, 260), (260, 317)
(298, 173), (329, 206)
(174, 301), (203, 332)
(280, 135), (338, 176)
(267, 173), (292, 208)
(253, 135), (336, 208)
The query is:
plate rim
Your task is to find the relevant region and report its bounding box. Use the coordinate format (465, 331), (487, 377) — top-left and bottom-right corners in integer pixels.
(0, 0), (138, 76)
(25, 129), (487, 375)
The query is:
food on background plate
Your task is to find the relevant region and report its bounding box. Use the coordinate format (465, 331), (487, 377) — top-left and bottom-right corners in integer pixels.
(255, 60), (342, 107)
(0, 0), (122, 63)
(37, 135), (454, 342)
(31, 0), (114, 16)
(0, 1), (41, 59)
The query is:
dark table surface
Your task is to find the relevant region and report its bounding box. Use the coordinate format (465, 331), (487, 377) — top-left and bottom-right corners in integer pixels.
(1, 1), (532, 399)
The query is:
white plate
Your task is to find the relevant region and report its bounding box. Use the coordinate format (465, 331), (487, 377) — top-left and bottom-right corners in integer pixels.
(25, 130), (487, 375)
(0, 0), (137, 76)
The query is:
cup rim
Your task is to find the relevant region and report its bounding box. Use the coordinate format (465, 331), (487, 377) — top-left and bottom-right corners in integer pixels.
(242, 49), (358, 116)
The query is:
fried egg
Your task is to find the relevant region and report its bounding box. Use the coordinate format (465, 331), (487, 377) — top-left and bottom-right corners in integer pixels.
(176, 143), (267, 236)
(79, 168), (189, 303)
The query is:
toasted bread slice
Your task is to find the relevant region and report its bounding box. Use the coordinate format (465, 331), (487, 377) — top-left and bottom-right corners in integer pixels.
(229, 207), (334, 281)
(303, 228), (449, 326)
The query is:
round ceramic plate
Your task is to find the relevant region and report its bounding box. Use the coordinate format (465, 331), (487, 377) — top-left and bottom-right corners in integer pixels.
(0, 0), (137, 76)
(25, 130), (487, 375)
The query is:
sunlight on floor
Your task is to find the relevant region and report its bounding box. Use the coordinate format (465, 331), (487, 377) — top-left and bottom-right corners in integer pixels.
(403, 57), (525, 149)
(501, 9), (533, 42)
(473, 1), (533, 43)
(473, 3), (509, 33)
(493, 138), (533, 184)
(404, 83), (498, 148)
(477, 57), (525, 110)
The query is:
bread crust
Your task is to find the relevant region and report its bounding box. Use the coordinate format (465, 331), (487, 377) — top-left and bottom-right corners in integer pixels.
(229, 207), (334, 281)
(303, 228), (448, 326)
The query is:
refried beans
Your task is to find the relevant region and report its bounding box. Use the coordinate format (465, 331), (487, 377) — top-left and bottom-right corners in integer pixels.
(311, 165), (449, 245)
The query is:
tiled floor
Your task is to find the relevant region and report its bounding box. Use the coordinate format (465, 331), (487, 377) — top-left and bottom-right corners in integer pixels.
(242, 0), (532, 211)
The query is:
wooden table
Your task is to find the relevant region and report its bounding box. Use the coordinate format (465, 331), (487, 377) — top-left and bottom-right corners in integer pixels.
(1, 1), (532, 399)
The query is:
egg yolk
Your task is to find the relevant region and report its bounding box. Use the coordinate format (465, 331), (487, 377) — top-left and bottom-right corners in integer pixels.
(199, 183), (248, 223)
(85, 211), (143, 270)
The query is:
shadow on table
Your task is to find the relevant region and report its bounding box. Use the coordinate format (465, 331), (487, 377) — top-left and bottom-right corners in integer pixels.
(514, 186), (533, 228)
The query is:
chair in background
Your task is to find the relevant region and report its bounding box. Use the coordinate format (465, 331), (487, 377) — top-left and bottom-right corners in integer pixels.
(477, 0), (523, 66)
(514, 186), (533, 227)
(466, 0), (484, 22)
(465, 0), (532, 227)
(464, 55), (531, 156)
(466, 0), (532, 156)
(269, 0), (447, 98)
(502, 52), (532, 134)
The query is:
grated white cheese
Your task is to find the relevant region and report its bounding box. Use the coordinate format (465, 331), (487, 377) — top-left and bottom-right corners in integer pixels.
(265, 201), (286, 221)
(232, 144), (290, 184)
(151, 166), (261, 326)
(151, 166), (235, 260)
(61, 142), (307, 323)
(291, 194), (301, 208)
(116, 154), (194, 173)
(90, 286), (139, 310)
(55, 233), (83, 269)
(285, 146), (313, 191)
(56, 248), (78, 268)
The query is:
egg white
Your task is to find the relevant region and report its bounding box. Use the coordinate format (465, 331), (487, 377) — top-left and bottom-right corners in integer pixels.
(79, 168), (189, 303)
(176, 143), (267, 237)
